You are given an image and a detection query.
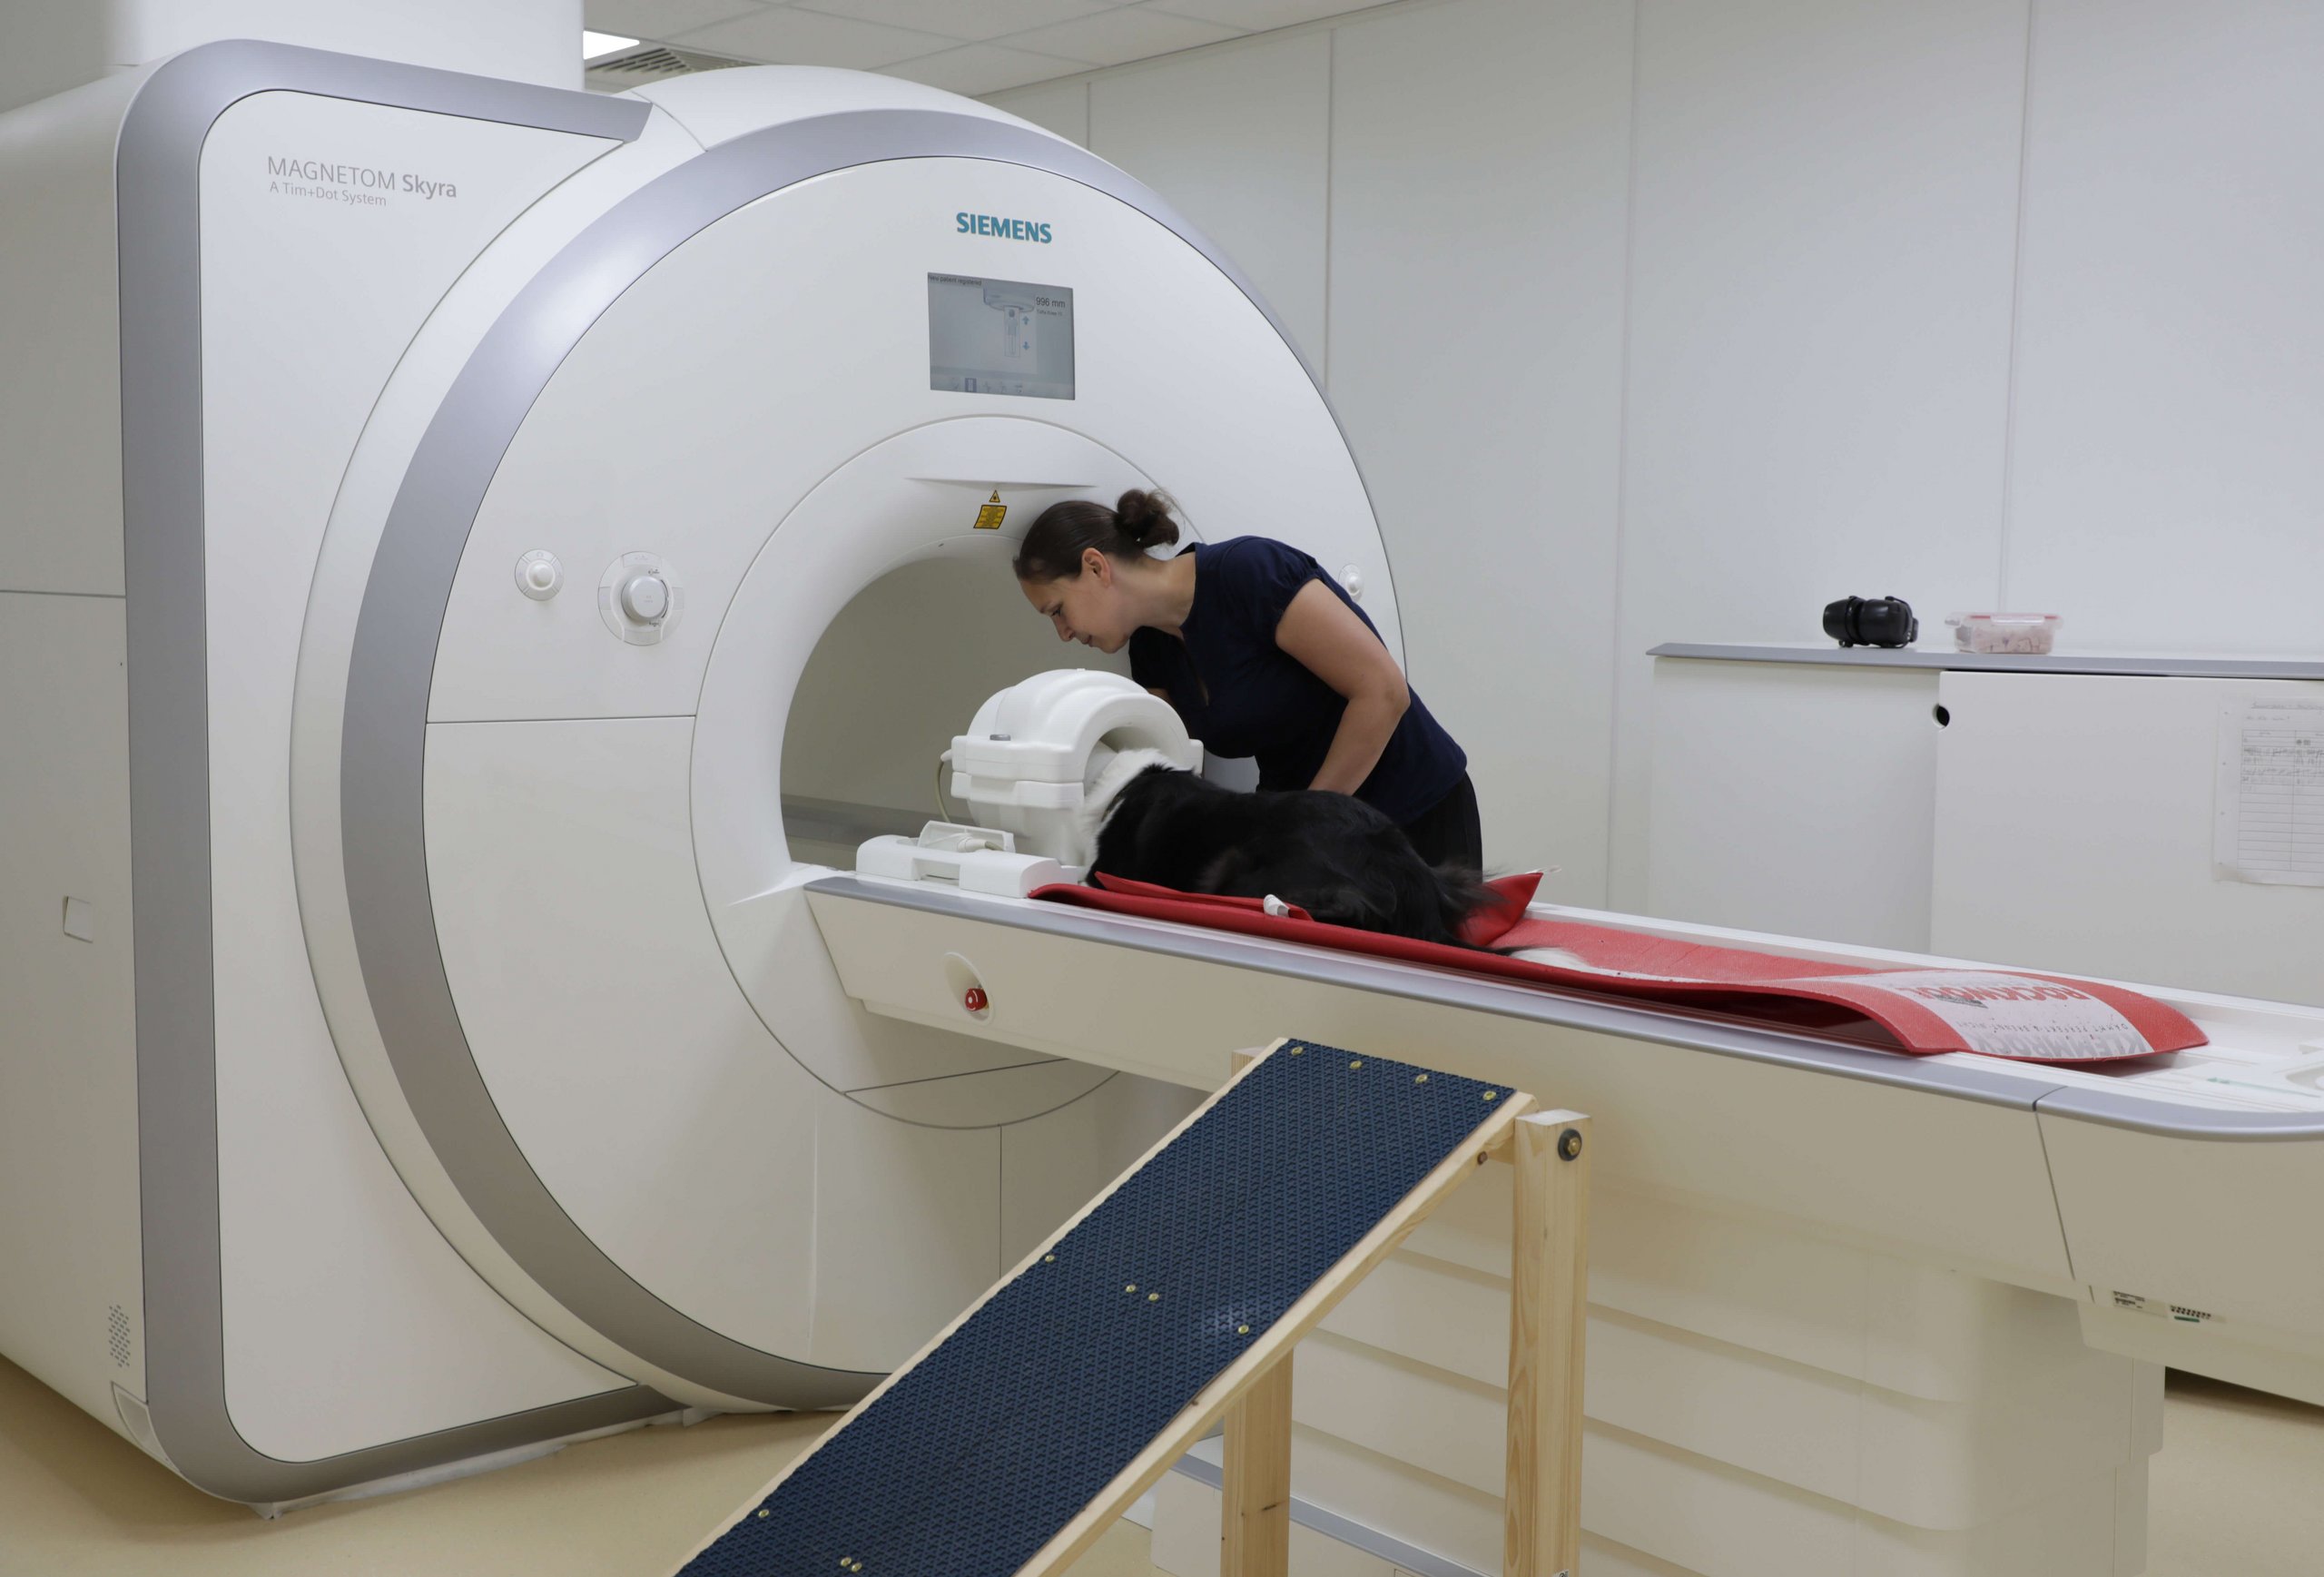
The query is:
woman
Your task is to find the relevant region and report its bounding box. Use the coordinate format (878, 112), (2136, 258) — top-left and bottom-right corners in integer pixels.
(1014, 488), (1481, 867)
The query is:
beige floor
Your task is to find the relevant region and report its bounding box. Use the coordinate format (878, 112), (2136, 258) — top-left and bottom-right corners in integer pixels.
(2, 1358), (2319, 1576)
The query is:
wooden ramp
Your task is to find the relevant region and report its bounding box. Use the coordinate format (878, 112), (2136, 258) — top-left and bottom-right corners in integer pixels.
(666, 1038), (1590, 1577)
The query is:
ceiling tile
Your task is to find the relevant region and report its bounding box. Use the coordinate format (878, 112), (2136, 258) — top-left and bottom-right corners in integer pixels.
(1003, 6), (1245, 66)
(673, 5), (963, 67)
(880, 43), (1091, 94)
(1147, 0), (1384, 28)
(583, 0), (769, 40)
(796, 0), (1126, 43)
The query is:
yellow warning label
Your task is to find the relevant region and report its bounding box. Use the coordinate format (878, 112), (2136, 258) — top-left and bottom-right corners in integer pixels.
(973, 489), (1008, 530)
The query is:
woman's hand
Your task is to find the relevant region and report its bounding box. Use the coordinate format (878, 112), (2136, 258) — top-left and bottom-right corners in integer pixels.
(1274, 579), (1409, 795)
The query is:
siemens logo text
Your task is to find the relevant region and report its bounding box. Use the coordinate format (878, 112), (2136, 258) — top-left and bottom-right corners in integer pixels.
(957, 212), (1051, 242)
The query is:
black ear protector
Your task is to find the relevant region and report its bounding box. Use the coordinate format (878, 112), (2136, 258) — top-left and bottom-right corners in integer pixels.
(1822, 595), (1918, 649)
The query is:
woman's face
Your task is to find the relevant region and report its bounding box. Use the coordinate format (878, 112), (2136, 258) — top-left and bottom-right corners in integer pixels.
(1021, 549), (1135, 654)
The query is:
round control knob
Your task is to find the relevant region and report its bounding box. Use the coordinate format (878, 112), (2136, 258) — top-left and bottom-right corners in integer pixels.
(597, 552), (682, 646)
(619, 572), (669, 624)
(514, 549), (563, 601)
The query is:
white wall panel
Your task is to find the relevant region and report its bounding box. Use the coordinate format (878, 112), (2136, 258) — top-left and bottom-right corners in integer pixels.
(1931, 672), (2324, 1006)
(1608, 0), (2031, 908)
(1330, 0), (1633, 896)
(2003, 0), (2324, 655)
(1649, 658), (1939, 951)
(1088, 33), (1333, 372)
(984, 76), (1089, 144)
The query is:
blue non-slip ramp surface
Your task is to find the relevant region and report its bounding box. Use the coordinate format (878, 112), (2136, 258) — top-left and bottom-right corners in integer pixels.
(680, 1040), (1511, 1577)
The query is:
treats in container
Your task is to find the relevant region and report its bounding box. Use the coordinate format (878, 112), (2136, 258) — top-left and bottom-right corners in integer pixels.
(1947, 612), (2061, 655)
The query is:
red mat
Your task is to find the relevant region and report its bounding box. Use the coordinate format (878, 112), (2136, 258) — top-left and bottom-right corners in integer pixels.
(1029, 873), (2201, 1064)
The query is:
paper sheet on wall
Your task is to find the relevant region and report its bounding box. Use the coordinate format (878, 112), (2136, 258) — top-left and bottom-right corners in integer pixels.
(2214, 698), (2324, 886)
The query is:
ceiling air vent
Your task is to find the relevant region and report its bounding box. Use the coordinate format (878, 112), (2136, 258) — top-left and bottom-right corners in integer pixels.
(586, 43), (755, 94)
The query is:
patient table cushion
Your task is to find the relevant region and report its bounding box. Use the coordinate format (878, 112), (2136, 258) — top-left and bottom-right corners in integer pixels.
(1030, 875), (2201, 1063)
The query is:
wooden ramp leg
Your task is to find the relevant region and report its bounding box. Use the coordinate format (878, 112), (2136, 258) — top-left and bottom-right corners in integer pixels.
(1222, 1353), (1293, 1577)
(1505, 1112), (1590, 1577)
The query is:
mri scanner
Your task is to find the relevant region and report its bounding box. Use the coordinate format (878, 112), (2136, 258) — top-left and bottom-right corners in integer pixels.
(5, 27), (2324, 1575)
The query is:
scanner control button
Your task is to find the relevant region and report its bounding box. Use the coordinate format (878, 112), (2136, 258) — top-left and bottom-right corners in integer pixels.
(620, 573), (669, 624)
(515, 549), (563, 600)
(597, 552), (681, 645)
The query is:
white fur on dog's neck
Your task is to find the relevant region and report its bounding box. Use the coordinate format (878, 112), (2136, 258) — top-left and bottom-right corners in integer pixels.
(1078, 747), (1184, 843)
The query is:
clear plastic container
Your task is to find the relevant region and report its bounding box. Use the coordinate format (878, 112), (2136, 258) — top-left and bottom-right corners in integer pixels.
(1948, 612), (2061, 655)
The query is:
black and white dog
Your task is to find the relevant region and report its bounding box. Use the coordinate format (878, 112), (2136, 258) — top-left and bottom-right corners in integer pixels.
(1081, 751), (1491, 949)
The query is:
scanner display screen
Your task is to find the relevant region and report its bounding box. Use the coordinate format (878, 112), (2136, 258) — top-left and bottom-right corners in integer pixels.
(929, 274), (1075, 400)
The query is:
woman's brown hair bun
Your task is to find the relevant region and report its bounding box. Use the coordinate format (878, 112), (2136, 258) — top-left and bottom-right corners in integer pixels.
(1112, 488), (1182, 552)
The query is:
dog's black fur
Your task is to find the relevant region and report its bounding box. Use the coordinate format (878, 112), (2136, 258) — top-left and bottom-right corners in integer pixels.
(1087, 763), (1491, 949)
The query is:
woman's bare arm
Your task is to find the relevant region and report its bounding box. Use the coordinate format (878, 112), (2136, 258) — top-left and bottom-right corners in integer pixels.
(1274, 579), (1409, 795)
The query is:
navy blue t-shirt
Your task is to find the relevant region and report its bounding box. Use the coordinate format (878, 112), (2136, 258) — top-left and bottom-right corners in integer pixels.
(1128, 537), (1467, 825)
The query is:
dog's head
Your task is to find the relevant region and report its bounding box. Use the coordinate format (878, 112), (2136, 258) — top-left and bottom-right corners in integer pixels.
(1059, 746), (1188, 869)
